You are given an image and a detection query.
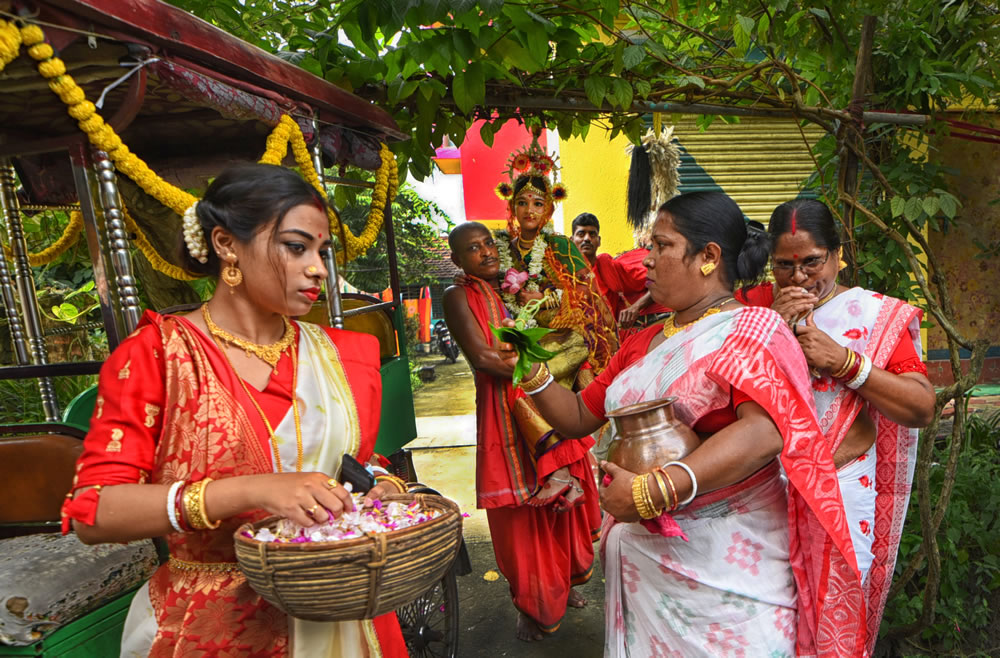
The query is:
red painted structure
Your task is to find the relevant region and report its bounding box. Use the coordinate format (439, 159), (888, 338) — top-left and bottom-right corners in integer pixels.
(460, 119), (544, 224)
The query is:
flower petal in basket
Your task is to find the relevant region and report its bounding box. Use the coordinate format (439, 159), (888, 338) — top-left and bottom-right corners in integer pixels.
(233, 493), (463, 622)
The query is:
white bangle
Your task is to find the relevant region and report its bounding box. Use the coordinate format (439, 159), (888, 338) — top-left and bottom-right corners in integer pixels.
(665, 461), (698, 506)
(166, 480), (184, 533)
(846, 355), (873, 390)
(524, 374), (555, 396)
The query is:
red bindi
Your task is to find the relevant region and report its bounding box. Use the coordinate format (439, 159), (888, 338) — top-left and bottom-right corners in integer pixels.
(318, 233), (323, 238)
(792, 253), (798, 259)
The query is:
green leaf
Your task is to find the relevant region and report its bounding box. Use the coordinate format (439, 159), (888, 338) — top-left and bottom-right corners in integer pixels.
(493, 36), (538, 72)
(480, 120), (496, 148)
(584, 76), (608, 108)
(939, 194), (959, 218)
(904, 197), (924, 222)
(622, 44), (645, 70)
(922, 196), (939, 217)
(634, 79), (652, 98)
(610, 78), (633, 109)
(891, 195), (906, 218)
(757, 13), (770, 42)
(733, 14), (753, 55)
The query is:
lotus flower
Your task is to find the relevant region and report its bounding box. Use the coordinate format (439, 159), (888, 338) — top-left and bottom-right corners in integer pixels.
(501, 268), (530, 294)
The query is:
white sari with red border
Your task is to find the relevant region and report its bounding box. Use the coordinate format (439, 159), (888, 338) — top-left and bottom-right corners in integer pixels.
(600, 306), (866, 656)
(794, 288), (922, 655)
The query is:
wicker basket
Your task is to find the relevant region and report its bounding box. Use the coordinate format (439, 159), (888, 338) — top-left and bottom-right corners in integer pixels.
(233, 493), (463, 621)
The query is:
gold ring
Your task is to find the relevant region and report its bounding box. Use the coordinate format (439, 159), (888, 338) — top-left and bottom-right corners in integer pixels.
(326, 478), (339, 489)
(307, 504), (321, 516)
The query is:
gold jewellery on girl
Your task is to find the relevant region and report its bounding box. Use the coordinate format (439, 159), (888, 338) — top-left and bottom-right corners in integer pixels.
(203, 305), (295, 369)
(203, 306), (304, 472)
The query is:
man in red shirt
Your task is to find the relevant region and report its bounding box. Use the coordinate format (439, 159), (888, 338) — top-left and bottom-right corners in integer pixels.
(570, 213), (668, 338)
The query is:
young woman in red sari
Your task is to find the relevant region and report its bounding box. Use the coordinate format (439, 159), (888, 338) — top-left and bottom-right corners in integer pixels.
(503, 192), (866, 656)
(61, 164), (407, 657)
(739, 199), (935, 654)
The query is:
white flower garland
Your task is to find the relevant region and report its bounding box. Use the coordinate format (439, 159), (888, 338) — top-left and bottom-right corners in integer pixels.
(182, 202), (208, 264)
(496, 226), (551, 318)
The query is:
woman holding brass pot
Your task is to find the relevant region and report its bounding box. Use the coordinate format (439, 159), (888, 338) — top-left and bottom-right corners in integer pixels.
(503, 192), (867, 656)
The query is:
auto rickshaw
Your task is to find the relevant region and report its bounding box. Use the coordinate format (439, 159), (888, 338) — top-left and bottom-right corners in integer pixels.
(0, 1), (465, 655)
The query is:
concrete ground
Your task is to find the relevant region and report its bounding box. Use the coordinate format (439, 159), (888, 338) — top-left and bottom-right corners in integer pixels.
(408, 353), (606, 657)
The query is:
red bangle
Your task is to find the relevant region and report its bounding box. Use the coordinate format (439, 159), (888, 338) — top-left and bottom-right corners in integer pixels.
(840, 350), (863, 382)
(174, 482), (192, 532)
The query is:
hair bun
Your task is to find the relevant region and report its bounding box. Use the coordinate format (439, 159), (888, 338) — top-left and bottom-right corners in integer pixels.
(736, 223), (771, 283)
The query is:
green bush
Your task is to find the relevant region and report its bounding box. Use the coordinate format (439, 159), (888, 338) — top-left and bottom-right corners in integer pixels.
(882, 407), (1000, 655)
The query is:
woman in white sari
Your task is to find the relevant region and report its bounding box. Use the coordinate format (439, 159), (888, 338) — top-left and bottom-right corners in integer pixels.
(505, 192), (865, 656)
(739, 199), (934, 654)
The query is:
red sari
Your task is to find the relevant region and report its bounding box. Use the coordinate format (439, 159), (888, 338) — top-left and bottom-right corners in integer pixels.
(62, 310), (405, 657)
(463, 277), (601, 633)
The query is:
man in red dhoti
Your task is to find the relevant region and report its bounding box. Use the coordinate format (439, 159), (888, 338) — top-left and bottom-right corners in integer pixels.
(443, 221), (601, 642)
(570, 213), (670, 339)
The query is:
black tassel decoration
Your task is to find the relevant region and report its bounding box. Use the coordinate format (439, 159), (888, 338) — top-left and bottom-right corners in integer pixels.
(626, 144), (652, 231)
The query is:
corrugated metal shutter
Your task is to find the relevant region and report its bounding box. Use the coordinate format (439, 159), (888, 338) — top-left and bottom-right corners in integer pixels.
(669, 116), (826, 222)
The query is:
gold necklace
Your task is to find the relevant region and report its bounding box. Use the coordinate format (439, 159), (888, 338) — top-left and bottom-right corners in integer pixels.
(202, 305), (295, 369)
(213, 330), (304, 473)
(813, 284), (838, 309)
(662, 297), (735, 340)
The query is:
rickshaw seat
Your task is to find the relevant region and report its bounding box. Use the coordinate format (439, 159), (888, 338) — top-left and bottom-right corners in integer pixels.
(0, 427), (83, 526)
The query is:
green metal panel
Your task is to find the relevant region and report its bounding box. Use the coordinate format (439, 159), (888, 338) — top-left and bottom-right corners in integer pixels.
(61, 386), (97, 433)
(373, 304), (417, 455)
(670, 117), (826, 222)
(0, 587), (137, 657)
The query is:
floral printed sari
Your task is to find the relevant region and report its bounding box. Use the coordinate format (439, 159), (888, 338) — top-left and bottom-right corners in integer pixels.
(600, 306), (865, 656)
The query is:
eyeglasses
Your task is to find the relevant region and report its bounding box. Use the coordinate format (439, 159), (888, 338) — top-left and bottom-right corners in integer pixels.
(772, 250), (830, 276)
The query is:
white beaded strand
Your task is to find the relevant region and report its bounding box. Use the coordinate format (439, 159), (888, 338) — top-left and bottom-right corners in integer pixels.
(182, 202), (208, 264)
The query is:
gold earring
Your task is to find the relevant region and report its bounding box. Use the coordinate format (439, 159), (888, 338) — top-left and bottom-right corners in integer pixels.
(221, 259), (243, 290)
(839, 259), (848, 271)
(700, 262), (716, 276)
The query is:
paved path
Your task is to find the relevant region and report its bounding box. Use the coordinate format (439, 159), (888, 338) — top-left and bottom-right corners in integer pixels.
(409, 352), (606, 656)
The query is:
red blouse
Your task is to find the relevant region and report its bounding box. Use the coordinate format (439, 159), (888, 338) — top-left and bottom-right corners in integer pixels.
(580, 323), (752, 434)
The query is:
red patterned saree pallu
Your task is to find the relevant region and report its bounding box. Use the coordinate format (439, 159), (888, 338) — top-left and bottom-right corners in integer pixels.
(600, 306), (865, 657)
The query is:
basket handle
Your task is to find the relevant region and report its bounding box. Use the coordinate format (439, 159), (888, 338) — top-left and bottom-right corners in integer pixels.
(364, 531), (388, 618)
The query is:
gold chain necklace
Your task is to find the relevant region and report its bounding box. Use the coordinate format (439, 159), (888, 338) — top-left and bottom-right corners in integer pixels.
(813, 284), (838, 309)
(202, 305), (295, 369)
(662, 296), (735, 340)
(211, 328), (304, 473)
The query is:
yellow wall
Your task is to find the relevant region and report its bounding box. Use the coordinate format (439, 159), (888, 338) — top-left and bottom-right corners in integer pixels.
(559, 130), (635, 256)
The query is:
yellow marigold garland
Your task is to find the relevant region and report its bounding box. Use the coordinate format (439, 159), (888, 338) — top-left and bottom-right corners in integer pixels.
(121, 208), (199, 280)
(1, 209), (83, 266)
(0, 18), (395, 267)
(258, 115), (398, 262)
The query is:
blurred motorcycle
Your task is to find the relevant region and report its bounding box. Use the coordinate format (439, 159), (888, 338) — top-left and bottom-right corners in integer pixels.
(434, 320), (460, 363)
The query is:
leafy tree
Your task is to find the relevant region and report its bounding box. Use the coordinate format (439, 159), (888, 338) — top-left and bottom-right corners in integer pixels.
(334, 181), (452, 294)
(168, 0), (1000, 649)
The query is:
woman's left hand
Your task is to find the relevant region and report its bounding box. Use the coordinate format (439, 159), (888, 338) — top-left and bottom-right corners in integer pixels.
(599, 461), (641, 523)
(795, 312), (849, 372)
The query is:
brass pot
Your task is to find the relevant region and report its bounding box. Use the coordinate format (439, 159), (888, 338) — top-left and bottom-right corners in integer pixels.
(605, 397), (700, 474)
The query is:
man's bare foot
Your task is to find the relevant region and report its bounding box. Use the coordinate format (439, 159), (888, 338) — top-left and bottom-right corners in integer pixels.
(516, 612), (545, 641)
(567, 589), (587, 608)
(528, 467), (573, 507)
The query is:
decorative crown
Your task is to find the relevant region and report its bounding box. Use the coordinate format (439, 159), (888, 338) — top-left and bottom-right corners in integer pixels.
(494, 138), (568, 204)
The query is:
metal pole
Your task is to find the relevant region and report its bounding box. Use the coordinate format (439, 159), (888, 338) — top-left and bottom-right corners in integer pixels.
(312, 119), (344, 329)
(92, 150), (141, 334)
(70, 145), (125, 350)
(0, 159), (59, 420)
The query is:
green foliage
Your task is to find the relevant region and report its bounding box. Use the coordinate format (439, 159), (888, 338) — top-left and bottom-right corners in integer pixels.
(884, 407), (1000, 653)
(336, 179), (452, 294)
(0, 375), (98, 425)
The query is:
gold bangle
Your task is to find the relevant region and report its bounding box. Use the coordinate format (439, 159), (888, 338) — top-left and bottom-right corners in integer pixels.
(831, 348), (855, 379)
(183, 478), (219, 530)
(650, 471), (672, 513)
(520, 363), (551, 392)
(643, 474), (662, 517)
(375, 474), (407, 494)
(197, 478), (220, 529)
(632, 474), (658, 520)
